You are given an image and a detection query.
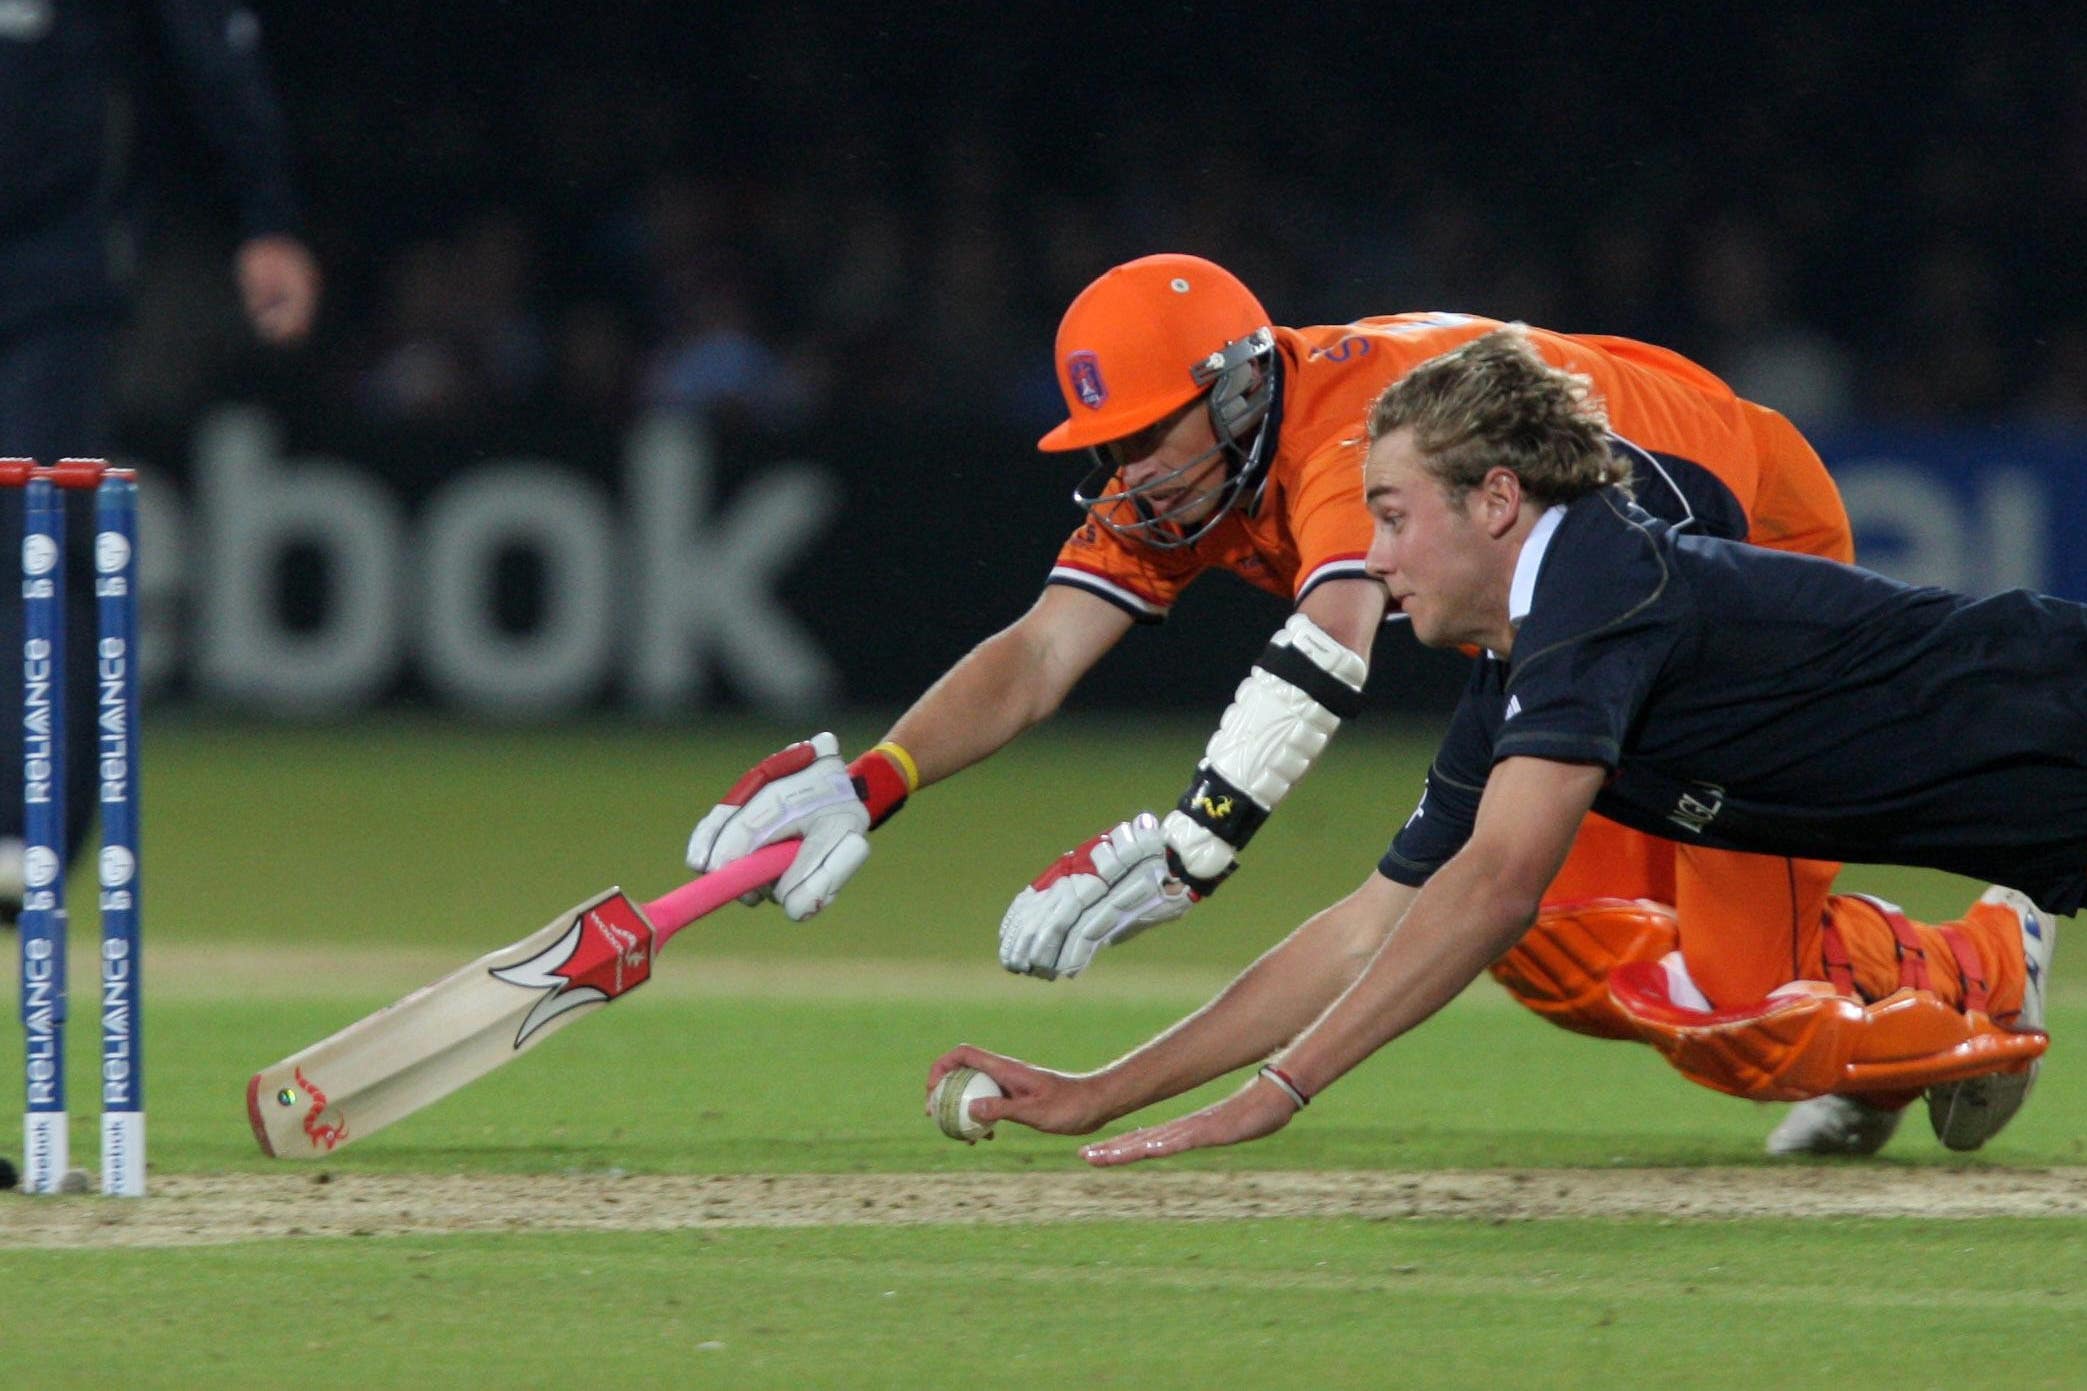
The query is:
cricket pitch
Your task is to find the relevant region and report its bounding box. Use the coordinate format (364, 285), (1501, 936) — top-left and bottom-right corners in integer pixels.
(8, 1166), (2087, 1249)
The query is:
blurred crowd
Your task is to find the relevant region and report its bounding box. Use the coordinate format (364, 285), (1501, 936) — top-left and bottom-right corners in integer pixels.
(113, 6), (2087, 442)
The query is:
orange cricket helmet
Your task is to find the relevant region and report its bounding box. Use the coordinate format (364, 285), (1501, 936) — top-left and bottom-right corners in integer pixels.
(1039, 253), (1274, 451)
(1042, 254), (1282, 549)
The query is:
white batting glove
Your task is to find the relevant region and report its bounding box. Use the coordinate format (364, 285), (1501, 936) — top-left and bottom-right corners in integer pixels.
(999, 813), (1194, 980)
(687, 732), (870, 921)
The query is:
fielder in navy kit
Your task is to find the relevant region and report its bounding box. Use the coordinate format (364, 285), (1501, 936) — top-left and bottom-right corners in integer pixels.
(1380, 493), (2087, 913)
(0, 0), (319, 907)
(934, 327), (2062, 1167)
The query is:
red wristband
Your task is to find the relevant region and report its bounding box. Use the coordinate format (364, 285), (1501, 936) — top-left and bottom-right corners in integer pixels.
(846, 748), (911, 828)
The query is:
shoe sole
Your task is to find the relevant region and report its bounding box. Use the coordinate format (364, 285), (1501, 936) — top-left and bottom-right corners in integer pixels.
(1928, 888), (2053, 1151)
(1929, 1068), (2036, 1151)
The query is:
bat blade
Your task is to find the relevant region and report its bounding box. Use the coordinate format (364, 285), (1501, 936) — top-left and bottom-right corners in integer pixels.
(247, 844), (795, 1158)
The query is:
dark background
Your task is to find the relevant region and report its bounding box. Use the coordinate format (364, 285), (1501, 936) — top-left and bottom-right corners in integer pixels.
(105, 2), (2087, 713)
(130, 3), (2087, 435)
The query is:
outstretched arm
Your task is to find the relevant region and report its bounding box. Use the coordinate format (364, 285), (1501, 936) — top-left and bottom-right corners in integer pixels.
(933, 870), (1418, 1135)
(1000, 578), (1390, 981)
(686, 585), (1129, 917)
(886, 585), (1134, 787)
(1078, 756), (1603, 1165)
(1161, 578), (1386, 893)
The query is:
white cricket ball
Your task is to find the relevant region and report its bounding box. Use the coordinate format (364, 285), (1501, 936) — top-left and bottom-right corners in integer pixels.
(930, 1066), (1004, 1143)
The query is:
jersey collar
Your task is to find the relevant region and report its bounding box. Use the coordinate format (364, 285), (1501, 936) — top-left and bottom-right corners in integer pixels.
(1507, 504), (1567, 630)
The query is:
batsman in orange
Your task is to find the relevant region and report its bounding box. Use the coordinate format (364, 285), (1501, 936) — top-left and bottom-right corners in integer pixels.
(691, 253), (2041, 1156)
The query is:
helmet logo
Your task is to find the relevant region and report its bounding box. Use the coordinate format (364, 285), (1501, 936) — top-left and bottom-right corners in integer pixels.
(1067, 351), (1107, 410)
(1170, 278), (1190, 293)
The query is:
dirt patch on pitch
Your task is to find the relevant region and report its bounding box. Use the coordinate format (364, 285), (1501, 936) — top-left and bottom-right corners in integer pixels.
(8, 1166), (2087, 1249)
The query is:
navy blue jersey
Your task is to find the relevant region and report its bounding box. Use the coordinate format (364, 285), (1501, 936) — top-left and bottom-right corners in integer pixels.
(1383, 487), (2087, 913)
(0, 0), (300, 329)
(1610, 433), (1749, 546)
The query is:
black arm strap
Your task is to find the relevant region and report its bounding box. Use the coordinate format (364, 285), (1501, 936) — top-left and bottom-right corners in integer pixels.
(1255, 640), (1366, 720)
(1174, 763), (1270, 852)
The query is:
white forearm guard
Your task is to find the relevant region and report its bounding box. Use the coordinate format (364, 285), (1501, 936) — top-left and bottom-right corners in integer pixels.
(1163, 613), (1367, 891)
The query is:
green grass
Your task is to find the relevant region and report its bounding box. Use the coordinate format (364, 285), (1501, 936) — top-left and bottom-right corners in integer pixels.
(4, 718), (2083, 1388)
(84, 989), (2087, 1177)
(14, 1220), (2087, 1390)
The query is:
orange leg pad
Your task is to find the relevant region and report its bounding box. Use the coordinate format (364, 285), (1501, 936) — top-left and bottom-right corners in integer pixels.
(1608, 964), (2047, 1102)
(1490, 899), (1680, 1041)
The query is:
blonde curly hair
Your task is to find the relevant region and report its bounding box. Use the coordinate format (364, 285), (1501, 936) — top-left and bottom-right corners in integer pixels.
(1366, 326), (1630, 505)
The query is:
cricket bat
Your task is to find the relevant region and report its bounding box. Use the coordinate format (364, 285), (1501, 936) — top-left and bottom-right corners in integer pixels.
(246, 842), (798, 1158)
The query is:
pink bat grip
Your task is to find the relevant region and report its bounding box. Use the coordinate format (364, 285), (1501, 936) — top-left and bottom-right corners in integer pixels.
(643, 840), (800, 940)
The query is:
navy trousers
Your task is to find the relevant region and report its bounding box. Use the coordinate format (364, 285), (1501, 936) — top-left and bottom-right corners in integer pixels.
(0, 313), (118, 869)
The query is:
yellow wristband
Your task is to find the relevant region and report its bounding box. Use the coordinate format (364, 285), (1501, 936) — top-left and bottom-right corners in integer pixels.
(870, 740), (921, 793)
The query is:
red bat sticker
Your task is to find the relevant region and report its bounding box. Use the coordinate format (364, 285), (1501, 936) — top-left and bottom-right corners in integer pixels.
(297, 1066), (349, 1151)
(491, 894), (655, 1047)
